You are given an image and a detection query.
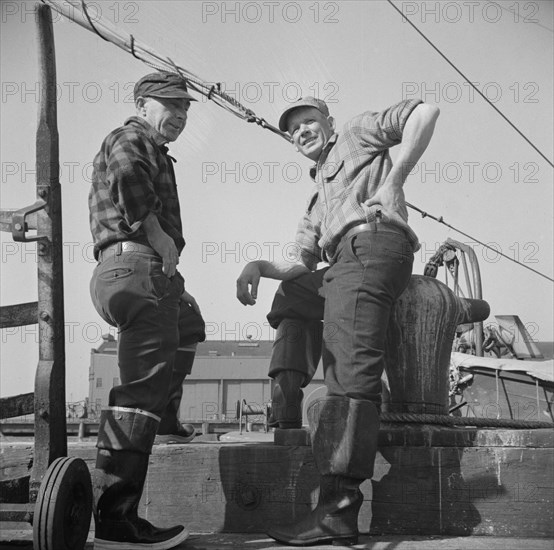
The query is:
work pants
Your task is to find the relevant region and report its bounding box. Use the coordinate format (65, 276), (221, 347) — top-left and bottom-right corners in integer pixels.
(90, 249), (205, 417)
(267, 223), (413, 403)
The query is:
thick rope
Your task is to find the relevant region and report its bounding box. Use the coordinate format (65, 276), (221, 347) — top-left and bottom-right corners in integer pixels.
(381, 412), (553, 429)
(42, 0), (289, 141)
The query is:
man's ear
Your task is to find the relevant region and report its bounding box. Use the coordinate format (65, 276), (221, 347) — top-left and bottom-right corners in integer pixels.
(327, 116), (336, 132)
(135, 96), (147, 114)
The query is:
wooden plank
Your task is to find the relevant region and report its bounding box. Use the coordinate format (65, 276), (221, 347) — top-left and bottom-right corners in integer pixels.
(0, 503), (34, 523)
(0, 303), (38, 329)
(0, 394), (34, 420)
(0, 476), (29, 504)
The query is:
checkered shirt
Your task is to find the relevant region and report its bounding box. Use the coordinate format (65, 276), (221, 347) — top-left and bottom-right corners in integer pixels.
(294, 99), (423, 270)
(89, 116), (184, 259)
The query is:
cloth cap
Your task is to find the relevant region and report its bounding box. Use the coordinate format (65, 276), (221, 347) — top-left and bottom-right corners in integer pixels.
(278, 96), (330, 131)
(134, 72), (196, 102)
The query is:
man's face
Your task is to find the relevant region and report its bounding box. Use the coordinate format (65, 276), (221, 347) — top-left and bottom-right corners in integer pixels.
(138, 96), (191, 142)
(286, 107), (335, 161)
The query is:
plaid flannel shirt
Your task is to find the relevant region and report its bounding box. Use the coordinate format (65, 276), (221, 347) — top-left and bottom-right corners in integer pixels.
(295, 99), (423, 270)
(89, 116), (184, 259)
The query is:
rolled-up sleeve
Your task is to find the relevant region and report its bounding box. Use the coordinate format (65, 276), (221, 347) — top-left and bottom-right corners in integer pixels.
(347, 98), (423, 153)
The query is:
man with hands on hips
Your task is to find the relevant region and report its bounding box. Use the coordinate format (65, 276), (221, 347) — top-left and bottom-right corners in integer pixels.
(237, 96), (439, 546)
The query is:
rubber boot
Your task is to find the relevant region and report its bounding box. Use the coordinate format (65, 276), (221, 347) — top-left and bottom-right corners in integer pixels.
(267, 396), (380, 546)
(93, 407), (189, 550)
(156, 347), (196, 444)
(268, 319), (322, 429)
(269, 370), (305, 428)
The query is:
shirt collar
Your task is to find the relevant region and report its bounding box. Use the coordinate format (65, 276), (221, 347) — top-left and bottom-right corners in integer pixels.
(124, 116), (168, 147)
(309, 133), (338, 181)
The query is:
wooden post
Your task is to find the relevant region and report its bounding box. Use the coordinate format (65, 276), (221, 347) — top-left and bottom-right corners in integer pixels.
(30, 3), (67, 502)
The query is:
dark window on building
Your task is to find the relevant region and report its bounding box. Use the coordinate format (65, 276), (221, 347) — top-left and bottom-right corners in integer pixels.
(96, 378), (102, 388)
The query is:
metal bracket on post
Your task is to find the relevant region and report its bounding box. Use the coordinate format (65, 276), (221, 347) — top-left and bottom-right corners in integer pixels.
(11, 199), (47, 242)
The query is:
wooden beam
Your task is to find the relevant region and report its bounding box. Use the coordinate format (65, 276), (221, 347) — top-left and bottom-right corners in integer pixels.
(0, 393), (34, 420)
(30, 3), (67, 502)
(0, 302), (38, 329)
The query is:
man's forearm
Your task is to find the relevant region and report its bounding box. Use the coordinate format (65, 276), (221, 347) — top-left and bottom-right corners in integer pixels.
(142, 212), (166, 242)
(389, 103), (440, 185)
(255, 259), (310, 281)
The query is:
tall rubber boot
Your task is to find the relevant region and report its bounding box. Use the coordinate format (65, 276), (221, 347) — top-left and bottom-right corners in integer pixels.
(156, 346), (196, 444)
(267, 396), (380, 546)
(268, 319), (322, 428)
(93, 407), (189, 550)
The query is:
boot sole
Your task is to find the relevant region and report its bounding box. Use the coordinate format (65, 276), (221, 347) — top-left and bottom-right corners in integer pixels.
(267, 529), (358, 547)
(94, 528), (189, 550)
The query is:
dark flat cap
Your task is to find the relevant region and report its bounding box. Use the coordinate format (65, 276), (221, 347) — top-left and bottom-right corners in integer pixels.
(134, 72), (196, 102)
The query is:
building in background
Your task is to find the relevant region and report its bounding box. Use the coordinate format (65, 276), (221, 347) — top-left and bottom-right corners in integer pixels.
(88, 335), (325, 425)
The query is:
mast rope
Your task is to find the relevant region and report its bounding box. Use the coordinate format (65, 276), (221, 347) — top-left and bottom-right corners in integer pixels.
(43, 0), (291, 141)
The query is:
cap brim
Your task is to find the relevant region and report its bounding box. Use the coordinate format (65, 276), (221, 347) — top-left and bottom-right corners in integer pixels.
(145, 91), (197, 101)
(278, 105), (300, 132)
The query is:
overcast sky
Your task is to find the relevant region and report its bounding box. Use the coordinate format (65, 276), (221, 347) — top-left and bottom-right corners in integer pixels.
(1, 0), (552, 401)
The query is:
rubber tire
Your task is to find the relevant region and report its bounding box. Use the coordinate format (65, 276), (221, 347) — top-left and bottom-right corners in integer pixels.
(33, 457), (92, 550)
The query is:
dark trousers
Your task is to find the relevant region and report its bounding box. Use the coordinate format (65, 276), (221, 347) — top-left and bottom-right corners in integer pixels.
(267, 223), (413, 403)
(90, 249), (205, 418)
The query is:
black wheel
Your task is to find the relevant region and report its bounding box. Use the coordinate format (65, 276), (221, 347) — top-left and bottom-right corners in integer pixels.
(33, 457), (92, 550)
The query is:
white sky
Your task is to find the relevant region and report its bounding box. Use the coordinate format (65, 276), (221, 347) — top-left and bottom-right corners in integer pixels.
(1, 0), (553, 401)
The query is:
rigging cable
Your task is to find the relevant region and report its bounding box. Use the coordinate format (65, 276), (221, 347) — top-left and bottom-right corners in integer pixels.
(386, 0), (553, 169)
(41, 0), (553, 284)
(42, 0), (290, 141)
(408, 201), (553, 283)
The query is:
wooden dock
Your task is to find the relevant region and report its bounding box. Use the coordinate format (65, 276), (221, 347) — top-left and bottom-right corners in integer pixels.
(1, 424), (553, 540)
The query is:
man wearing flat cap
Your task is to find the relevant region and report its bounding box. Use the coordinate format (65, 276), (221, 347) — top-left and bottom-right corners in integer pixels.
(89, 71), (205, 550)
(237, 96), (440, 545)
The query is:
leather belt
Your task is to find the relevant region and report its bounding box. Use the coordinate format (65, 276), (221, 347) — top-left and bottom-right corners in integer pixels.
(341, 221), (408, 244)
(98, 241), (156, 260)
(341, 222), (379, 243)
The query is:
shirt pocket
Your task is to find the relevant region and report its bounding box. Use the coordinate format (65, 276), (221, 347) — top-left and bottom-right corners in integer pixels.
(320, 160), (346, 203)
